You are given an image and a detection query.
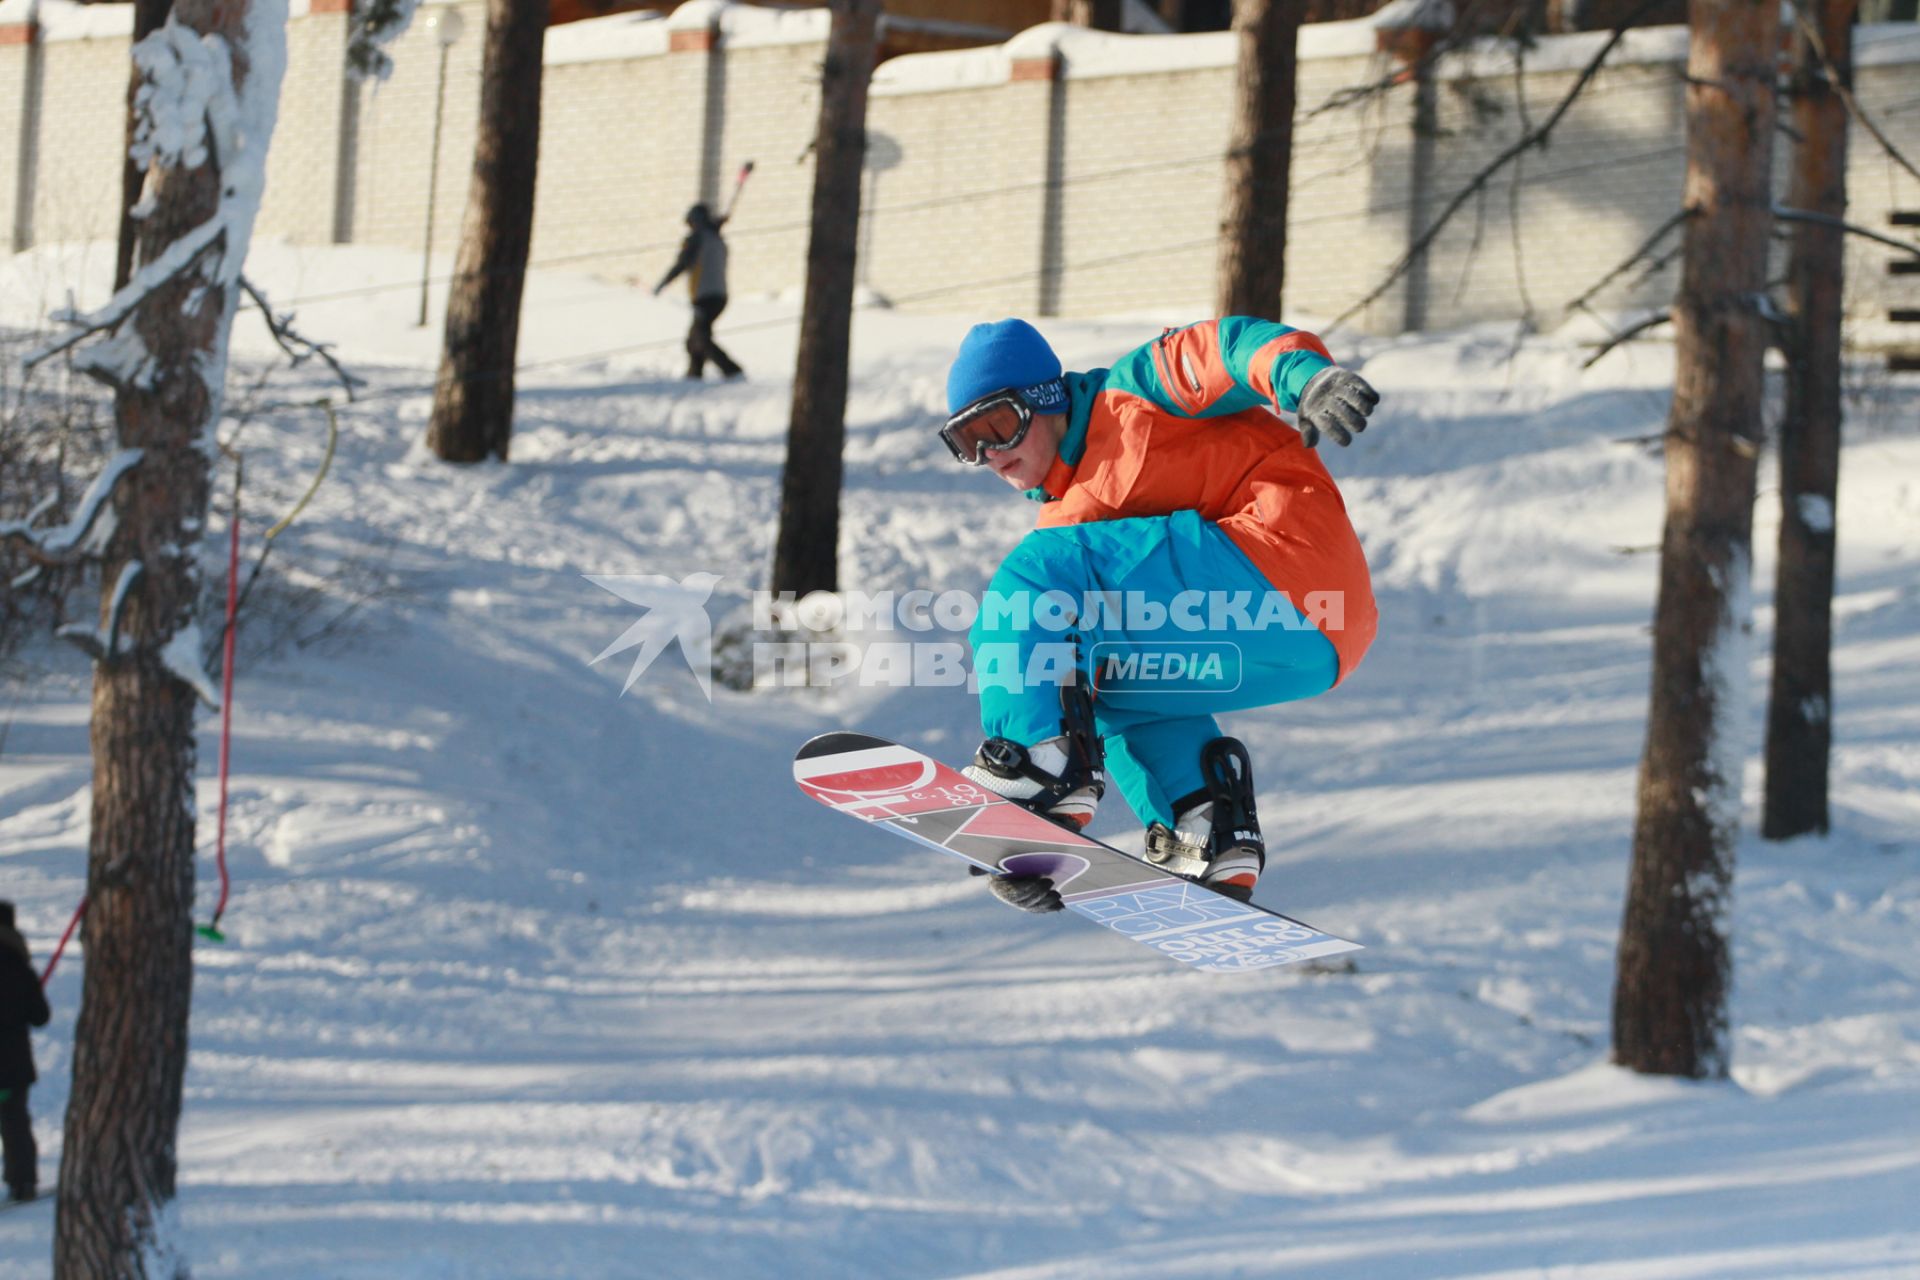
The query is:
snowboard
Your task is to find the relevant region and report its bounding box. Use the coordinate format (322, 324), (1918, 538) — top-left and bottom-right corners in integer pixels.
(794, 732), (1362, 974)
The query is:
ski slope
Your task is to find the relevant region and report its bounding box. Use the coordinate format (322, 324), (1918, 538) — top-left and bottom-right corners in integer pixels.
(2, 242), (1917, 1278)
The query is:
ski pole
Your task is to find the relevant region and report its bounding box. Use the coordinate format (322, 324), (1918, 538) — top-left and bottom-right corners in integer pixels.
(721, 160), (755, 221)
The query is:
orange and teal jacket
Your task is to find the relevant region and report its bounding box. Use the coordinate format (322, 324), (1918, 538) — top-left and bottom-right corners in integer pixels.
(1029, 317), (1377, 683)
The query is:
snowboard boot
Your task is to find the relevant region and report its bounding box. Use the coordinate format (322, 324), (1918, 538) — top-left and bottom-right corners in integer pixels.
(962, 680), (1106, 831)
(1142, 737), (1266, 902)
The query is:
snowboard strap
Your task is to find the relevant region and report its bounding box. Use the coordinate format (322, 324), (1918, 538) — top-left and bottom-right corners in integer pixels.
(1200, 737), (1265, 865)
(1142, 739), (1265, 878)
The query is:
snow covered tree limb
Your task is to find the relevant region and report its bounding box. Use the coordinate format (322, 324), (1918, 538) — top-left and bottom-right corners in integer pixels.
(56, 559), (144, 663)
(20, 211), (226, 374)
(1333, 0), (1666, 332)
(347, 0), (425, 81)
(0, 449), (144, 567)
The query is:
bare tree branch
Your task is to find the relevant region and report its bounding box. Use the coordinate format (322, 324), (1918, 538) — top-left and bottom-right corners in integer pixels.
(239, 277), (367, 399)
(1564, 208), (1692, 316)
(1334, 0), (1667, 331)
(1773, 204), (1920, 258)
(1582, 307), (1674, 368)
(1302, 0), (1494, 121)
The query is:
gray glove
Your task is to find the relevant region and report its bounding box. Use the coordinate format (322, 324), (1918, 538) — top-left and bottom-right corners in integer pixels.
(1295, 366), (1379, 448)
(983, 872), (1063, 914)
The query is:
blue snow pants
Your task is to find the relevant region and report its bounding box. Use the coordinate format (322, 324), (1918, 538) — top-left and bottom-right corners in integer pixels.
(970, 510), (1339, 829)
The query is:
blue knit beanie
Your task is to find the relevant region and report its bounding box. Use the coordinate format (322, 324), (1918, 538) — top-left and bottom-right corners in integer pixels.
(945, 319), (1068, 416)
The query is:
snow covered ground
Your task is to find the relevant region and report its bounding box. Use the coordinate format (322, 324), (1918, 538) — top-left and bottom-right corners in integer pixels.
(2, 241), (1918, 1278)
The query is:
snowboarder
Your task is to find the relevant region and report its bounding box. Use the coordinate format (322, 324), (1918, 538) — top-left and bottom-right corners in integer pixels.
(942, 318), (1380, 912)
(653, 203), (743, 381)
(0, 901), (50, 1204)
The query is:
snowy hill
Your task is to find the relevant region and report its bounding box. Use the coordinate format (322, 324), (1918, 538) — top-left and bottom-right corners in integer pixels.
(2, 242), (1917, 1278)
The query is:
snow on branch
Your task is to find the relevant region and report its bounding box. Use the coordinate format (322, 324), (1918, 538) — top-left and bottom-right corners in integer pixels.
(26, 8), (284, 392)
(0, 449), (145, 567)
(347, 0), (425, 82)
(161, 623), (221, 707)
(21, 216), (227, 374)
(131, 26), (237, 174)
(57, 559), (144, 662)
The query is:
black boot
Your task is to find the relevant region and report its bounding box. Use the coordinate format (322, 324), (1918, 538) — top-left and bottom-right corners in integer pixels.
(1143, 737), (1266, 901)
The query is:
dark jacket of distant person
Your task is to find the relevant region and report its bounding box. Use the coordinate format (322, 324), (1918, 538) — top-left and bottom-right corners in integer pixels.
(0, 906), (48, 1092)
(656, 204), (730, 302)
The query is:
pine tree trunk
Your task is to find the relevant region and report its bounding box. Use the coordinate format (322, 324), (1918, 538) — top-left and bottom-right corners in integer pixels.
(770, 0), (879, 597)
(1612, 0), (1778, 1080)
(56, 1), (285, 1273)
(1216, 0), (1304, 319)
(1762, 0), (1853, 841)
(113, 0), (173, 292)
(426, 0), (549, 464)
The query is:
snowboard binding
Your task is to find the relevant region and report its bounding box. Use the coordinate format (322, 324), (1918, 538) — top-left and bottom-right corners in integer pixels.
(963, 677), (1106, 832)
(1143, 736), (1266, 902)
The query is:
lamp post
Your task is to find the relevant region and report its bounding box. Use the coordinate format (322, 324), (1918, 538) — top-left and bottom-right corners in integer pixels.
(417, 6), (466, 327)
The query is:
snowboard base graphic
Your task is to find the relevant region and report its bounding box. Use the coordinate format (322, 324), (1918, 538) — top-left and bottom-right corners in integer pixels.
(794, 732), (1362, 974)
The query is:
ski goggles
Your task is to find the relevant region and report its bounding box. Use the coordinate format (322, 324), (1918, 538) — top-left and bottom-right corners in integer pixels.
(940, 391), (1037, 466)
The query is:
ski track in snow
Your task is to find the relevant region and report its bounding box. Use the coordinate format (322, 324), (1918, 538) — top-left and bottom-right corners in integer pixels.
(2, 243), (1918, 1278)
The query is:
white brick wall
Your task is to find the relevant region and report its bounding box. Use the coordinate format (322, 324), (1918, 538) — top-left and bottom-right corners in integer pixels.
(32, 34), (128, 249)
(261, 10), (353, 246)
(0, 41), (31, 252)
(6, 11), (1918, 337)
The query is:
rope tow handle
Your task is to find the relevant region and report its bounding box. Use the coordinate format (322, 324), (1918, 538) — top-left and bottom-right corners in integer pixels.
(197, 400), (340, 944)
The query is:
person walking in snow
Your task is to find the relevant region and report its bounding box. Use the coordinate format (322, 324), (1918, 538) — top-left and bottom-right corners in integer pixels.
(653, 202), (743, 381)
(0, 901), (50, 1204)
(940, 318), (1380, 911)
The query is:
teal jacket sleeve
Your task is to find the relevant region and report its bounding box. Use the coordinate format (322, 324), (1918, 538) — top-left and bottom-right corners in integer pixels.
(1103, 318), (1335, 420)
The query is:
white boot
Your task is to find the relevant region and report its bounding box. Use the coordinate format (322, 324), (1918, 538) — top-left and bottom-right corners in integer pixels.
(963, 734), (1103, 829)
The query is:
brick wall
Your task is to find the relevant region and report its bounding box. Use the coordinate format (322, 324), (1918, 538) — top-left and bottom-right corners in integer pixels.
(0, 32), (32, 253)
(5, 5), (1919, 337)
(32, 33), (127, 250)
(262, 6), (355, 246)
(347, 5), (489, 266)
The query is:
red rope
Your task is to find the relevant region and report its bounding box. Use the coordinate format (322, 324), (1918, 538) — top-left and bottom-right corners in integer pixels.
(209, 467), (242, 933)
(39, 897), (86, 988)
(36, 470), (247, 985)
